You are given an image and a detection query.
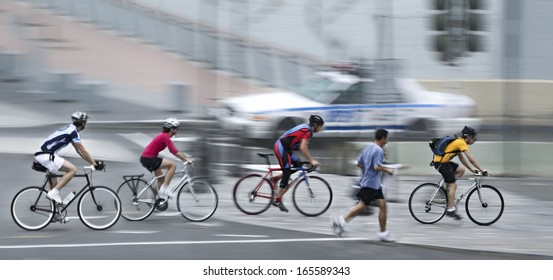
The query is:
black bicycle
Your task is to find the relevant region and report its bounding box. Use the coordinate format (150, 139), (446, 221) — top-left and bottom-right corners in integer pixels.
(11, 165), (122, 231)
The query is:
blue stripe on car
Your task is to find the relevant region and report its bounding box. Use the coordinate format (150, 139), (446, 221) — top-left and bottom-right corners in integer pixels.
(255, 103), (443, 114)
(324, 125), (407, 131)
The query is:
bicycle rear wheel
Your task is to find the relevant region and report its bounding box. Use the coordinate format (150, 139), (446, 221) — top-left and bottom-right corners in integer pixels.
(177, 180), (218, 222)
(292, 176), (333, 217)
(465, 185), (504, 226)
(11, 186), (54, 230)
(78, 186), (121, 230)
(233, 174), (273, 215)
(408, 183), (447, 224)
(117, 178), (156, 221)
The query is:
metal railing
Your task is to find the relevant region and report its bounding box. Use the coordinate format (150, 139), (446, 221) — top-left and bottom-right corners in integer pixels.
(19, 0), (324, 91)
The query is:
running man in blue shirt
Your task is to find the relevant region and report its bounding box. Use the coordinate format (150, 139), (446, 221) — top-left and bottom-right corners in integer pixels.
(331, 128), (395, 241)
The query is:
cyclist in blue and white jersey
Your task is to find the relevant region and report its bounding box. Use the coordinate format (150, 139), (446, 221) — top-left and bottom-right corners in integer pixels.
(34, 111), (104, 204)
(271, 115), (324, 212)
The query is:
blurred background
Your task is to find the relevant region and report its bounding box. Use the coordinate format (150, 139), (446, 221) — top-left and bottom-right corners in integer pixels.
(1, 0), (552, 178)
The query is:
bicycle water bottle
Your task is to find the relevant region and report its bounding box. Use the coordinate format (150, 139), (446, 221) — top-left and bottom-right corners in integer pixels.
(62, 191), (76, 205)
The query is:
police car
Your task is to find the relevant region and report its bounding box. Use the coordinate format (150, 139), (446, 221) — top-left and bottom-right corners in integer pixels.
(216, 64), (480, 139)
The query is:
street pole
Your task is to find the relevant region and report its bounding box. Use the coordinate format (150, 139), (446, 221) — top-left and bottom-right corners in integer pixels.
(502, 0), (521, 176)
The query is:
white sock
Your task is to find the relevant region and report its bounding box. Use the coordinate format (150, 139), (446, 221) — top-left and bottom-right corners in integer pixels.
(447, 207), (456, 212)
(49, 189), (58, 195)
(379, 230), (388, 236)
(160, 184), (168, 192)
(338, 215), (346, 226)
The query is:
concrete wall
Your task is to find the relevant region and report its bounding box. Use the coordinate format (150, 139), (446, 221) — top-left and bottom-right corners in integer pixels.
(341, 141), (552, 178)
(420, 80), (553, 125)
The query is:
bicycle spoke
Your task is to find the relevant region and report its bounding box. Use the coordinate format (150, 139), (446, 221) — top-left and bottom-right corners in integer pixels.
(11, 187), (54, 230)
(292, 176), (332, 217)
(409, 183), (446, 224)
(465, 185), (504, 226)
(233, 174), (273, 215)
(117, 179), (156, 221)
(78, 186), (121, 230)
(177, 180), (218, 222)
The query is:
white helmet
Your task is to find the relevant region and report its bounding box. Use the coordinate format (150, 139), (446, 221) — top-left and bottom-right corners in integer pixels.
(163, 118), (180, 129)
(71, 111), (89, 123)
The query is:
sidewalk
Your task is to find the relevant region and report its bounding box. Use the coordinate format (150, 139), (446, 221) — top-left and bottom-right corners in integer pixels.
(208, 174), (553, 257)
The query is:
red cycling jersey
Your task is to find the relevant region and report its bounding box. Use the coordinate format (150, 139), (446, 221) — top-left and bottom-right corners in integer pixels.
(278, 124), (313, 153)
(141, 132), (179, 158)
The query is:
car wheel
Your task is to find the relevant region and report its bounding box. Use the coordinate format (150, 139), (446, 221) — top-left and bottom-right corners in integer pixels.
(275, 118), (296, 138)
(405, 119), (434, 140)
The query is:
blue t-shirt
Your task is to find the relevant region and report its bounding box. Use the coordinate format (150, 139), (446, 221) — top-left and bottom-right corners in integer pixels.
(357, 143), (385, 190)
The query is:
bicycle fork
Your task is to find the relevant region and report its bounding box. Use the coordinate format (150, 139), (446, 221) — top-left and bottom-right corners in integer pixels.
(185, 180), (202, 203)
(300, 177), (317, 199)
(88, 187), (104, 211)
(473, 185), (489, 207)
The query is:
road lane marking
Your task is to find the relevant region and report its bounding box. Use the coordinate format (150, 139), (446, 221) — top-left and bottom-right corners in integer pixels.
(153, 212), (181, 217)
(0, 237), (367, 249)
(5, 235), (56, 239)
(213, 234), (269, 238)
(111, 230), (159, 234)
(191, 222), (222, 227)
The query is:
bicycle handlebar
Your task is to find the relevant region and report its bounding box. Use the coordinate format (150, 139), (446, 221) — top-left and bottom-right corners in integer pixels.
(473, 170), (489, 176)
(469, 171), (489, 184)
(292, 161), (319, 173)
(176, 160), (195, 174)
(84, 165), (103, 172)
(85, 165), (106, 172)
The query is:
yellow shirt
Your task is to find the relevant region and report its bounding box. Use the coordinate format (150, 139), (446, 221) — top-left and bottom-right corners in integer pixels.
(433, 138), (468, 163)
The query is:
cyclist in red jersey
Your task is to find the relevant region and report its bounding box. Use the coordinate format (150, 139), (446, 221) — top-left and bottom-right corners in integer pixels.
(271, 115), (324, 212)
(140, 118), (192, 198)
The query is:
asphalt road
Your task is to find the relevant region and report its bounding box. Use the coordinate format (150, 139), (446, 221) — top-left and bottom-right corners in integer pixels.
(1, 80), (552, 264)
(0, 151), (550, 260)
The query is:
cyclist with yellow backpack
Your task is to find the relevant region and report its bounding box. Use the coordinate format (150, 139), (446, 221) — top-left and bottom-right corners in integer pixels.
(431, 126), (488, 220)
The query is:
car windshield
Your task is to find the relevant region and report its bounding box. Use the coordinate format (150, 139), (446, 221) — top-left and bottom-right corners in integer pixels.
(294, 76), (351, 104)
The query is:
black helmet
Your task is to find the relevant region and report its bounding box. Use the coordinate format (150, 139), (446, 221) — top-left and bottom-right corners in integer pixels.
(462, 126), (477, 136)
(309, 115), (324, 125)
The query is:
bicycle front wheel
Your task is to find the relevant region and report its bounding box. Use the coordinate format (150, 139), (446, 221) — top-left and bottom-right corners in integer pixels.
(408, 183), (447, 224)
(11, 186), (54, 231)
(117, 178), (156, 221)
(292, 176), (333, 217)
(465, 185), (504, 226)
(78, 186), (121, 230)
(233, 174), (274, 215)
(177, 180), (218, 222)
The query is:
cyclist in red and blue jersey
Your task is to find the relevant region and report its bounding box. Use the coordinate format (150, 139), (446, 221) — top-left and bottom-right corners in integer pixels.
(271, 115), (324, 212)
(140, 118), (192, 198)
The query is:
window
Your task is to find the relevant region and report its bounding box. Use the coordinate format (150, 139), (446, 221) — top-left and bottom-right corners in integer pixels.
(331, 83), (363, 104)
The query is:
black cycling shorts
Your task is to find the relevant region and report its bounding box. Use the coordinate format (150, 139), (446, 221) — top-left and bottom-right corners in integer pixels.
(140, 156), (162, 172)
(356, 188), (384, 205)
(434, 162), (459, 184)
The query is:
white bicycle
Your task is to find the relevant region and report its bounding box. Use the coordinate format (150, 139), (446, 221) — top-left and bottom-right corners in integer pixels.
(117, 162), (218, 222)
